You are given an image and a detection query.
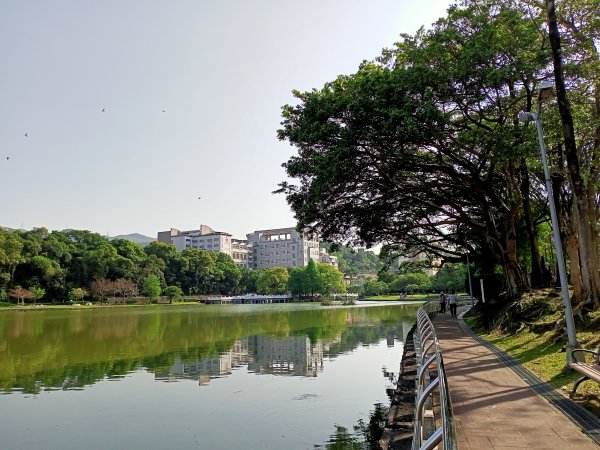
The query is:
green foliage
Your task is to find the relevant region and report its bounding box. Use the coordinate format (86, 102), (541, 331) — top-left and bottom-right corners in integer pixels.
(430, 264), (466, 292)
(239, 267), (261, 294)
(69, 288), (87, 303)
(318, 263), (346, 294)
(164, 285), (183, 303)
(305, 259), (322, 296)
(0, 228), (25, 286)
(286, 260), (347, 297)
(256, 267), (289, 295)
(328, 245), (381, 275)
(0, 227), (254, 302)
(363, 280), (389, 297)
(389, 272), (431, 293)
(213, 253), (242, 295)
(277, 0), (583, 300)
(29, 286), (45, 303)
(141, 275), (162, 299)
(288, 267), (308, 296)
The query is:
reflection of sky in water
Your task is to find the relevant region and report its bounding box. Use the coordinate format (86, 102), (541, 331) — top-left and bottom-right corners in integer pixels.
(0, 304), (416, 449)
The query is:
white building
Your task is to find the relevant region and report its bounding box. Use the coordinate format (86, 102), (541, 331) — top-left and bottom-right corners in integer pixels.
(246, 227), (320, 269)
(157, 225), (249, 267)
(319, 248), (338, 269)
(158, 224), (335, 270)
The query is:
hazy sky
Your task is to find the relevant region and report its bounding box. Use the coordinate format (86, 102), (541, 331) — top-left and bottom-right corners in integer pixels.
(1, 0), (453, 240)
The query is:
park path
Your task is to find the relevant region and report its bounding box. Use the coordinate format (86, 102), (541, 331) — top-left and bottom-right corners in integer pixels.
(433, 307), (599, 449)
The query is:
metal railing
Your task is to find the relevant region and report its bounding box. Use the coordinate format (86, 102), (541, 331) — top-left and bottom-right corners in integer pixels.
(412, 301), (457, 450)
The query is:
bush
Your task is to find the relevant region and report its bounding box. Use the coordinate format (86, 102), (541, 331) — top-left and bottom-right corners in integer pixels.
(321, 295), (333, 306)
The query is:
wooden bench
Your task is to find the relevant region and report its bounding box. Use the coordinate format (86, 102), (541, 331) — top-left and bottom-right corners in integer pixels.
(568, 348), (600, 398)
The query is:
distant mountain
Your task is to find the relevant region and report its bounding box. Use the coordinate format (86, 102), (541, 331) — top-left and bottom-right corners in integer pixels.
(110, 233), (156, 246)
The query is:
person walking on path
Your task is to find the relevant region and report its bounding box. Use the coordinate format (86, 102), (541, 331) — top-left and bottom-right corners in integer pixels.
(448, 290), (458, 317)
(438, 291), (447, 313)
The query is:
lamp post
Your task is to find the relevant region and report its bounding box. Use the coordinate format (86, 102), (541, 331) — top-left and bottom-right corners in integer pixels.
(518, 110), (578, 362)
(466, 253), (474, 306)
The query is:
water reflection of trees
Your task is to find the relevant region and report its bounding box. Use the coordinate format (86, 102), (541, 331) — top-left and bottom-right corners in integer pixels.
(319, 403), (388, 450)
(0, 305), (418, 393)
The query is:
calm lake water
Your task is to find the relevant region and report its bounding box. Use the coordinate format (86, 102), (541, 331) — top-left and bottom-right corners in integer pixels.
(0, 302), (419, 450)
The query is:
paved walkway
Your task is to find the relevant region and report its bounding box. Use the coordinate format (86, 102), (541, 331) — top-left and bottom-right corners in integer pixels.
(433, 307), (599, 449)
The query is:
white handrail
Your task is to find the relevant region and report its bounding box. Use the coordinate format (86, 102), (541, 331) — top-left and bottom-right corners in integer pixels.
(412, 301), (457, 450)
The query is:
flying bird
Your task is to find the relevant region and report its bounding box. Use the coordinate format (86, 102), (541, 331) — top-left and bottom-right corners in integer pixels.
(162, 110), (166, 113)
(6, 156), (9, 160)
(101, 108), (105, 112)
(24, 133), (28, 137)
(197, 196), (201, 200)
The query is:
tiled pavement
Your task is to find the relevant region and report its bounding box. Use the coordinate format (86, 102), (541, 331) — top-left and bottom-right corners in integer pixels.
(433, 307), (599, 449)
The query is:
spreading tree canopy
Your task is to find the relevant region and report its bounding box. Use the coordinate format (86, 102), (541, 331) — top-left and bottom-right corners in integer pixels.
(278, 0), (600, 307)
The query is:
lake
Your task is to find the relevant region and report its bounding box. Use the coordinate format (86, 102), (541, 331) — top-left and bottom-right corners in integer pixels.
(0, 302), (419, 449)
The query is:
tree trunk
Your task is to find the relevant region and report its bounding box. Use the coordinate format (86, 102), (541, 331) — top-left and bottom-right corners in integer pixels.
(504, 231), (529, 298)
(519, 159), (544, 287)
(500, 201), (529, 298)
(566, 227), (584, 303)
(546, 0), (600, 308)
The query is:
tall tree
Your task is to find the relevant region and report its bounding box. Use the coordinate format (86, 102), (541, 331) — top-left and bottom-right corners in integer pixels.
(277, 0), (586, 301)
(141, 275), (162, 299)
(544, 0), (600, 309)
(0, 229), (25, 288)
(317, 263), (346, 294)
(305, 259), (322, 298)
(288, 266), (308, 296)
(213, 253), (242, 295)
(256, 267), (289, 295)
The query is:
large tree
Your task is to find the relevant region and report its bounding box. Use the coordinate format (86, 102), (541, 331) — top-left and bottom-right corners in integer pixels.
(256, 267), (289, 295)
(317, 263), (346, 294)
(277, 0), (599, 302)
(0, 229), (25, 288)
(541, 0), (600, 309)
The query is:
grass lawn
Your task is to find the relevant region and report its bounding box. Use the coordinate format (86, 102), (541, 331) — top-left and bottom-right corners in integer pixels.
(365, 293), (437, 301)
(365, 292), (469, 302)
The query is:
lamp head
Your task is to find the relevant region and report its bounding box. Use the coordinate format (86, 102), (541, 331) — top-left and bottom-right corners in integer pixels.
(518, 111), (537, 123)
(538, 80), (554, 103)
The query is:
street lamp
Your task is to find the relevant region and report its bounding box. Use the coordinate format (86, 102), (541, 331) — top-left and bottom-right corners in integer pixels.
(518, 109), (578, 363)
(466, 253), (474, 306)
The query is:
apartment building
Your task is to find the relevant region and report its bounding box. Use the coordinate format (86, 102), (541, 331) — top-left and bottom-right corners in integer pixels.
(158, 225), (334, 270)
(319, 248), (339, 269)
(157, 225), (248, 267)
(246, 227), (320, 269)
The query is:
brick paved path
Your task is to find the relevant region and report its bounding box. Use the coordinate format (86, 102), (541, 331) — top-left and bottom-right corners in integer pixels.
(433, 308), (599, 449)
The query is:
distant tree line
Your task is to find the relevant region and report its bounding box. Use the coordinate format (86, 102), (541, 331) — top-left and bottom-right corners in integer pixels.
(0, 227), (346, 304)
(326, 245), (381, 275)
(361, 264), (467, 297)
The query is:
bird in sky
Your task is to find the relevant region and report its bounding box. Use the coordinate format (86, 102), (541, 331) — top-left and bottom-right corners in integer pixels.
(101, 108), (105, 112)
(197, 196), (201, 200)
(6, 156), (9, 160)
(24, 133), (28, 137)
(162, 110), (166, 113)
